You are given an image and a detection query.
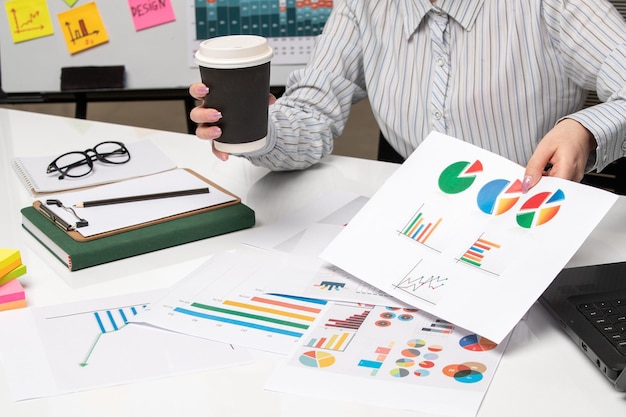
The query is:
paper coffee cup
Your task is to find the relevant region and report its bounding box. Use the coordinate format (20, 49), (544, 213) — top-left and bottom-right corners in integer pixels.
(195, 35), (274, 154)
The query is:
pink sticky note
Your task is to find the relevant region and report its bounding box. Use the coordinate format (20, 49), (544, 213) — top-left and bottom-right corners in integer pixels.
(127, 0), (175, 31)
(0, 279), (25, 305)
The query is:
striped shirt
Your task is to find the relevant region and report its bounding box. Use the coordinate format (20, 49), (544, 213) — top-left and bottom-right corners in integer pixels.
(245, 0), (626, 172)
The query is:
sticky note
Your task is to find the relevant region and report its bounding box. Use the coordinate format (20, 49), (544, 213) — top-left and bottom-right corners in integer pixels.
(57, 2), (109, 54)
(4, 0), (55, 43)
(0, 248), (22, 277)
(128, 0), (176, 31)
(0, 280), (26, 311)
(0, 264), (27, 287)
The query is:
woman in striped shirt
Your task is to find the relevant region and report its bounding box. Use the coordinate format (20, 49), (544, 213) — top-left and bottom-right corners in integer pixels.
(190, 0), (626, 192)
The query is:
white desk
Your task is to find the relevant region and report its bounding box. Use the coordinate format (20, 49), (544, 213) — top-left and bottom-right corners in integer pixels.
(1, 108), (625, 416)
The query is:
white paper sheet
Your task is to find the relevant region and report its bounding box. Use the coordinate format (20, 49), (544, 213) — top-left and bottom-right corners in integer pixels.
(241, 190), (366, 252)
(12, 140), (177, 194)
(266, 302), (509, 417)
(40, 168), (237, 236)
(0, 291), (252, 401)
(265, 223), (407, 307)
(132, 251), (331, 355)
(321, 132), (618, 343)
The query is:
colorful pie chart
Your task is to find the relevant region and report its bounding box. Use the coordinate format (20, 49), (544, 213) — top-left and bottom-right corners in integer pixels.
(299, 350), (335, 368)
(442, 363), (485, 384)
(459, 334), (498, 351)
(390, 368), (410, 378)
(438, 160), (483, 194)
(516, 189), (565, 228)
(476, 178), (522, 215)
(407, 339), (427, 348)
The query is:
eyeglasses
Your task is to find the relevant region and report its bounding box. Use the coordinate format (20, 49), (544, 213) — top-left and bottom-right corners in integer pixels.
(46, 141), (131, 180)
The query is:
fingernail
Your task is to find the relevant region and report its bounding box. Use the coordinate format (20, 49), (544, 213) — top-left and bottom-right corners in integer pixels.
(207, 126), (222, 138)
(196, 85), (209, 94)
(218, 152), (228, 161)
(522, 175), (532, 194)
(208, 111), (222, 122)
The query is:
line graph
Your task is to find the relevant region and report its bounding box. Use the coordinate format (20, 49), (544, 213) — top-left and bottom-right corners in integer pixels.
(394, 261), (449, 305)
(45, 303), (148, 367)
(5, 0), (54, 43)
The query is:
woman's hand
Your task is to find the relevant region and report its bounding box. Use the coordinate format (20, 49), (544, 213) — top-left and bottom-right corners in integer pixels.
(188, 83), (277, 161)
(523, 119), (596, 192)
(189, 83), (229, 161)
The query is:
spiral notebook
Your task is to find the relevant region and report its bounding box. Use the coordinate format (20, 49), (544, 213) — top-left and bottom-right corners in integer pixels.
(11, 140), (177, 196)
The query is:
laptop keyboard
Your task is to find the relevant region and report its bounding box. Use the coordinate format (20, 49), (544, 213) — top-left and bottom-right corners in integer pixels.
(577, 298), (626, 355)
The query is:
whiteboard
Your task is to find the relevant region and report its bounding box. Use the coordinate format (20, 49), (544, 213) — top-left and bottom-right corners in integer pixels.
(0, 1), (302, 93)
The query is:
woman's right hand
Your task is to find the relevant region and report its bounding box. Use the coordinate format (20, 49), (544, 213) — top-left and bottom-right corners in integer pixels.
(188, 83), (229, 161)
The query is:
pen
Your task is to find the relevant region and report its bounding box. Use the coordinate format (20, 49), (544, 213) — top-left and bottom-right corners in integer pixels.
(73, 187), (211, 208)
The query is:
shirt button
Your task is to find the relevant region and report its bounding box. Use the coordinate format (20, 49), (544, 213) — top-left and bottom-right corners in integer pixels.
(434, 111), (442, 120)
(436, 57), (445, 66)
(621, 142), (626, 152)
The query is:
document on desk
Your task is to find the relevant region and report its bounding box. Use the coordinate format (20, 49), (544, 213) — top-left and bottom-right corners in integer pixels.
(131, 251), (331, 355)
(0, 291), (252, 401)
(266, 303), (510, 417)
(40, 168), (237, 237)
(321, 132), (619, 344)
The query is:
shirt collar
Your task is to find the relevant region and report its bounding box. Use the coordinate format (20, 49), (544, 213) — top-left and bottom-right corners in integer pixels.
(400, 0), (485, 38)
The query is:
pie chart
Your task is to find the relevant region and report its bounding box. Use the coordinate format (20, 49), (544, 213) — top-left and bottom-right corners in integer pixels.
(476, 178), (522, 215)
(438, 160), (484, 194)
(459, 334), (498, 351)
(299, 350), (336, 368)
(442, 363), (485, 384)
(516, 189), (565, 228)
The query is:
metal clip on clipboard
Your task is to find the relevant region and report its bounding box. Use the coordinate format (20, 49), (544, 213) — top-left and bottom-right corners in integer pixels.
(39, 199), (89, 231)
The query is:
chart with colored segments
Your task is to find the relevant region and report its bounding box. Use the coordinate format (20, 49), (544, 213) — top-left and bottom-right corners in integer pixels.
(133, 252), (330, 355)
(321, 132), (616, 343)
(267, 303), (509, 416)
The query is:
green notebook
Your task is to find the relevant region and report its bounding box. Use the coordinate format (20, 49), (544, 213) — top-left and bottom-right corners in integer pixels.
(21, 204), (255, 271)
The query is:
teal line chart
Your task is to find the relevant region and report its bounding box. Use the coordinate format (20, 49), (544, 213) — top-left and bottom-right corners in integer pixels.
(45, 303), (147, 367)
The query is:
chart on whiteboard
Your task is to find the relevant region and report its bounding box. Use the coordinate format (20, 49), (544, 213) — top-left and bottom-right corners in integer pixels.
(187, 0), (333, 64)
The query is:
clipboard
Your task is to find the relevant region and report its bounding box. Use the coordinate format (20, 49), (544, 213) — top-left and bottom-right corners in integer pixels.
(33, 168), (241, 242)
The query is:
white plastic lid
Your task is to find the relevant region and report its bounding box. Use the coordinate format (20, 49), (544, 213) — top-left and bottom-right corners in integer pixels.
(195, 35), (274, 69)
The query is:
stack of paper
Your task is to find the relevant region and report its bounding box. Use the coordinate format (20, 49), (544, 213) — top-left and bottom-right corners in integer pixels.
(0, 248), (27, 311)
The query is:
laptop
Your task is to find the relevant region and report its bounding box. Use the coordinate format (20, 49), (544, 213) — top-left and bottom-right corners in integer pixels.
(539, 260), (626, 391)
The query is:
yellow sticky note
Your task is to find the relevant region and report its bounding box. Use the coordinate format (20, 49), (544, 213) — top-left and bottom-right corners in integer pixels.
(57, 2), (109, 54)
(0, 248), (21, 277)
(4, 0), (54, 43)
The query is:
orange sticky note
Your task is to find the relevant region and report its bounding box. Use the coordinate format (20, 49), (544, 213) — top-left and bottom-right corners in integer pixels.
(4, 0), (54, 43)
(57, 2), (109, 54)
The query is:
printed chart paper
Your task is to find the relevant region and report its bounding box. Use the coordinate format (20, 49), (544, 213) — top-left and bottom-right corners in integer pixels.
(266, 303), (509, 417)
(0, 291), (252, 401)
(321, 132), (618, 343)
(132, 251), (330, 355)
